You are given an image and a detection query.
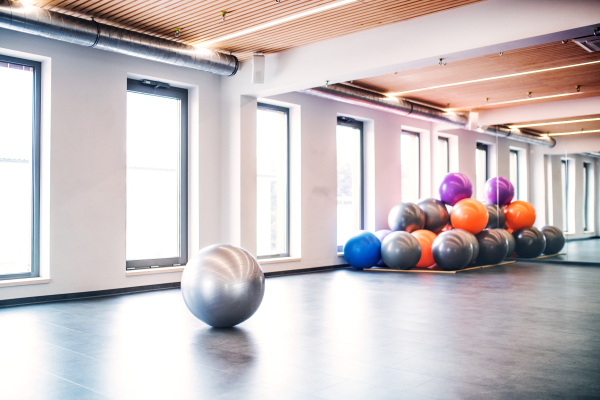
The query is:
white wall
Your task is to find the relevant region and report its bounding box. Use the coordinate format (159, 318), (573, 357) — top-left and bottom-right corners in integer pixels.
(0, 29), (222, 301)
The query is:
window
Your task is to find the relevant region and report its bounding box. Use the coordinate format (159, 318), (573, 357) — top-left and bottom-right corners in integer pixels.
(126, 79), (187, 269)
(436, 137), (449, 189)
(0, 56), (41, 280)
(476, 143), (489, 201)
(337, 117), (364, 251)
(583, 162), (594, 232)
(510, 150), (520, 200)
(401, 131), (420, 203)
(256, 103), (290, 258)
(561, 159), (569, 232)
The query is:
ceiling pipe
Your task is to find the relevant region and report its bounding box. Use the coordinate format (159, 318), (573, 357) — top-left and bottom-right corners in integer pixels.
(478, 125), (556, 147)
(0, 0), (238, 76)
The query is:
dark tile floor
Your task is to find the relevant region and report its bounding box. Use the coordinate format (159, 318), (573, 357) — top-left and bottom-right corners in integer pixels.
(1, 262), (600, 399)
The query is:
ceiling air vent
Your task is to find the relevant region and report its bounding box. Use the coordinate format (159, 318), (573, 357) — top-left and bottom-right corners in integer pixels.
(573, 28), (600, 52)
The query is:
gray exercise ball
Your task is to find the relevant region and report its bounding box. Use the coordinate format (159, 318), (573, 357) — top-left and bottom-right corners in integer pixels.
(381, 231), (422, 270)
(541, 226), (565, 255)
(417, 198), (450, 234)
(388, 202), (425, 233)
(475, 229), (509, 265)
(514, 227), (546, 258)
(484, 203), (506, 230)
(455, 229), (479, 265)
(181, 244), (265, 328)
(498, 229), (516, 258)
(432, 230), (473, 271)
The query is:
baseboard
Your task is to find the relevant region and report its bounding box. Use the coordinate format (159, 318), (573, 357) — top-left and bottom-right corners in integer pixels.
(566, 236), (600, 242)
(264, 264), (350, 278)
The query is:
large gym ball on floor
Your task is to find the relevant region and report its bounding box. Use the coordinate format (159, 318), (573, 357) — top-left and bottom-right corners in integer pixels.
(454, 229), (479, 264)
(388, 202), (425, 233)
(513, 227), (546, 258)
(450, 198), (489, 234)
(417, 198), (450, 234)
(432, 230), (473, 271)
(412, 230), (437, 268)
(381, 231), (422, 270)
(541, 226), (566, 255)
(374, 229), (393, 265)
(181, 244), (265, 328)
(343, 231), (381, 269)
(498, 229), (516, 258)
(485, 203), (506, 230)
(439, 173), (473, 206)
(504, 201), (536, 231)
(483, 177), (514, 207)
(475, 229), (509, 265)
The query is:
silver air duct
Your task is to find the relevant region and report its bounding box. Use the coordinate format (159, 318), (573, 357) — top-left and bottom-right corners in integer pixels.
(477, 125), (556, 147)
(301, 83), (468, 127)
(0, 0), (238, 76)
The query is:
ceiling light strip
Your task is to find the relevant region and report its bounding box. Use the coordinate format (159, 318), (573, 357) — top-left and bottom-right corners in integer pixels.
(547, 129), (600, 137)
(446, 92), (583, 111)
(509, 117), (600, 129)
(194, 0), (358, 47)
(386, 60), (600, 96)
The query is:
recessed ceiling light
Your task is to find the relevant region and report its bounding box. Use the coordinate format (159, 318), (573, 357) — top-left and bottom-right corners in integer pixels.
(509, 117), (600, 129)
(194, 0), (358, 48)
(386, 60), (600, 97)
(548, 129), (600, 137)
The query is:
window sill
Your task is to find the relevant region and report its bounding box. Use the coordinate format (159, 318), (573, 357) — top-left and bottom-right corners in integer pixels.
(126, 266), (184, 276)
(0, 277), (51, 288)
(259, 257), (301, 264)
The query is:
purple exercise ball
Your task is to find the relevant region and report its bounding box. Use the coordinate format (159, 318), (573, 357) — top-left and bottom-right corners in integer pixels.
(374, 229), (393, 265)
(439, 173), (473, 206)
(483, 177), (514, 207)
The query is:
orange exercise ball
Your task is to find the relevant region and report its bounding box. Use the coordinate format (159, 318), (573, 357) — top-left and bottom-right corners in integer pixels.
(412, 230), (437, 268)
(504, 201), (536, 231)
(450, 198), (489, 234)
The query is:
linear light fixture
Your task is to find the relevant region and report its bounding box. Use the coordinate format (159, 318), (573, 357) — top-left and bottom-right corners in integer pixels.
(386, 60), (600, 97)
(446, 92), (583, 111)
(509, 117), (600, 129)
(547, 129), (600, 137)
(194, 0), (358, 47)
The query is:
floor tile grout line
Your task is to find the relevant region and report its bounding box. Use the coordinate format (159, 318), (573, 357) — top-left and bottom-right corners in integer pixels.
(38, 369), (109, 398)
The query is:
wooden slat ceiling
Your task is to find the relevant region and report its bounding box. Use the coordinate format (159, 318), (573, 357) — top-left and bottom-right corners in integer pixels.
(509, 114), (600, 135)
(29, 0), (485, 61)
(354, 41), (600, 111)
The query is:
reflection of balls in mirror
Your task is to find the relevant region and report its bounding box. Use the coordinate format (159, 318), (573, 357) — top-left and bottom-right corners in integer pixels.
(484, 203), (506, 230)
(513, 227), (546, 258)
(541, 226), (565, 255)
(498, 229), (516, 258)
(475, 229), (508, 265)
(504, 201), (536, 231)
(483, 177), (514, 207)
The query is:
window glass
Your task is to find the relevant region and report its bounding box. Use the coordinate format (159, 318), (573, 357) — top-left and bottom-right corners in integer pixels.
(126, 81), (187, 267)
(583, 162), (594, 232)
(256, 105), (289, 258)
(401, 132), (420, 203)
(436, 137), (449, 189)
(0, 58), (39, 278)
(337, 121), (363, 249)
(510, 150), (520, 200)
(476, 143), (488, 201)
(561, 160), (569, 232)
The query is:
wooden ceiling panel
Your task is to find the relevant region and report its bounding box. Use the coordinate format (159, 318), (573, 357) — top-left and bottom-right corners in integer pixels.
(28, 0), (484, 60)
(508, 114), (600, 135)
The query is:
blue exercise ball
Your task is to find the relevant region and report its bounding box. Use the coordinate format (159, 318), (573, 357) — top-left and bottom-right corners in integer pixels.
(344, 231), (381, 269)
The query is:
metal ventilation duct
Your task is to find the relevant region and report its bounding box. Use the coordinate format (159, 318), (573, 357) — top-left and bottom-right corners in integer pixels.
(301, 83), (468, 127)
(0, 0), (238, 76)
(478, 125), (556, 147)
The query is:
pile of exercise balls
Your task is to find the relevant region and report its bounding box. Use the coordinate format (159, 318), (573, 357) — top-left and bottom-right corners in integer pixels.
(343, 172), (566, 271)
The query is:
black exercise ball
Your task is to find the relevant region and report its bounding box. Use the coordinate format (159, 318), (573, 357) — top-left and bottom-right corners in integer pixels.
(381, 231), (422, 270)
(432, 230), (473, 271)
(455, 229), (479, 265)
(498, 229), (516, 258)
(541, 226), (565, 255)
(475, 229), (509, 265)
(513, 227), (546, 258)
(417, 198), (449, 234)
(388, 202), (425, 233)
(484, 203), (506, 230)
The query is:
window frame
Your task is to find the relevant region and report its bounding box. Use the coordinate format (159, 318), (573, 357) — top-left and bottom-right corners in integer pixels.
(477, 143), (489, 181)
(510, 149), (520, 200)
(336, 117), (365, 252)
(439, 136), (449, 173)
(561, 159), (569, 233)
(0, 54), (41, 281)
(256, 102), (291, 259)
(583, 162), (592, 232)
(125, 79), (188, 270)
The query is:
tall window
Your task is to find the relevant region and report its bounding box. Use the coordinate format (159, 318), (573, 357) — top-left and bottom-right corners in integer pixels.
(0, 56), (41, 280)
(436, 137), (449, 189)
(337, 117), (363, 251)
(510, 150), (520, 200)
(476, 143), (489, 201)
(561, 159), (569, 232)
(401, 131), (420, 203)
(126, 79), (187, 269)
(256, 104), (289, 258)
(583, 162), (594, 232)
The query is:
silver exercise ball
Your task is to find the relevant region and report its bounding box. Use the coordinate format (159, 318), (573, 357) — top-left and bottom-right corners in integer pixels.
(181, 244), (265, 328)
(455, 229), (479, 265)
(417, 198), (449, 234)
(498, 229), (516, 258)
(381, 231), (421, 270)
(388, 202), (425, 232)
